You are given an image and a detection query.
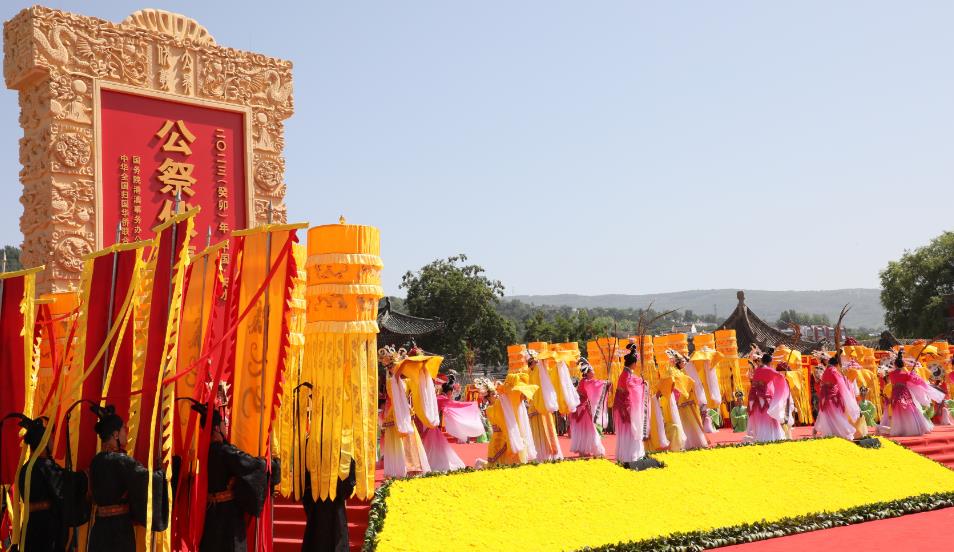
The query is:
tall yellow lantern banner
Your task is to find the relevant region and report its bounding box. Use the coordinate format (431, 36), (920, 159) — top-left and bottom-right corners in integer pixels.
(230, 224), (306, 458)
(303, 221), (383, 502)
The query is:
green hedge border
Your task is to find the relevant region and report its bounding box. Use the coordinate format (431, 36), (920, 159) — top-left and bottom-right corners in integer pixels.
(363, 437), (947, 552)
(576, 492), (954, 551)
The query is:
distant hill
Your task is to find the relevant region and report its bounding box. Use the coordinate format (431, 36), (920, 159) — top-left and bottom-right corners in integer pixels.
(507, 289), (885, 329)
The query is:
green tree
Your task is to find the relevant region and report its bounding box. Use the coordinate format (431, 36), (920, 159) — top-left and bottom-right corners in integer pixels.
(2, 245), (22, 272)
(776, 309), (830, 328)
(401, 254), (517, 365)
(880, 231), (954, 337)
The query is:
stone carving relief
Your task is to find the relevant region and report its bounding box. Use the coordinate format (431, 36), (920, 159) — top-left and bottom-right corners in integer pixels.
(50, 178), (95, 229)
(5, 6), (292, 292)
(254, 156), (283, 194)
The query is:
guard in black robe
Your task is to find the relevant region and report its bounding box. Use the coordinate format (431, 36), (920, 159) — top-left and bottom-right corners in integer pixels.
(301, 459), (356, 552)
(87, 405), (168, 552)
(10, 415), (69, 552)
(189, 401), (278, 552)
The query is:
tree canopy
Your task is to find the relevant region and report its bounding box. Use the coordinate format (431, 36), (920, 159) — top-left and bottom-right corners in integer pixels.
(400, 254), (517, 365)
(775, 309), (831, 328)
(2, 245), (22, 272)
(880, 231), (954, 338)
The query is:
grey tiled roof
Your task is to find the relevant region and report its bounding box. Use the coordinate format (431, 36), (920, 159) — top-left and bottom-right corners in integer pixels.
(717, 291), (829, 354)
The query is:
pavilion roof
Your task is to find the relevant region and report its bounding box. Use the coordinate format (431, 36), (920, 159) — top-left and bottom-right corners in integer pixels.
(717, 290), (829, 354)
(377, 298), (445, 347)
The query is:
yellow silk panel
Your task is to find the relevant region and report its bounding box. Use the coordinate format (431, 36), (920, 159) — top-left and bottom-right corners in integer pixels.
(232, 228), (294, 457)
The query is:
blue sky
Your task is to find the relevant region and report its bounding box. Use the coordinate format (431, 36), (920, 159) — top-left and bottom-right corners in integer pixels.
(2, 1), (953, 296)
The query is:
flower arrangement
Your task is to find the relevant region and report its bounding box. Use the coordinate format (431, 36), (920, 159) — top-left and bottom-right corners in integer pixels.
(365, 438), (954, 552)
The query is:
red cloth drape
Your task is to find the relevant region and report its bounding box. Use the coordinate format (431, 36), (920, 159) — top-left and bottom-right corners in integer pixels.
(133, 219), (189, 464)
(74, 249), (139, 472)
(0, 274), (28, 485)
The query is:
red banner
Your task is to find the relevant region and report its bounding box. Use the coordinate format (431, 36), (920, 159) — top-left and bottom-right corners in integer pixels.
(99, 89), (247, 246)
(74, 248), (140, 471)
(0, 274), (28, 485)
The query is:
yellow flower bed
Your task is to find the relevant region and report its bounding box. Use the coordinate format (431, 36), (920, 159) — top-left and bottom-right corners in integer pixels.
(373, 439), (954, 551)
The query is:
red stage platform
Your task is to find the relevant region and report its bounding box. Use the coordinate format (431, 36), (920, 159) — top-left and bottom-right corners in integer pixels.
(273, 426), (954, 551)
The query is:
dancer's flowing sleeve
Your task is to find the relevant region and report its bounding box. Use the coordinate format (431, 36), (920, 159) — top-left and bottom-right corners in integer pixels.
(441, 400), (485, 440)
(498, 398), (527, 454)
(836, 371), (861, 421)
(515, 401), (537, 460)
(615, 371), (632, 423)
(389, 376), (415, 434)
(537, 366), (560, 413)
(651, 394), (669, 448)
(704, 361), (722, 406)
(907, 374), (946, 407)
(765, 373), (791, 424)
(685, 361), (709, 405)
(556, 361), (581, 412)
(414, 369), (440, 428)
(581, 380), (605, 416)
(666, 392), (687, 444)
(628, 379), (646, 438)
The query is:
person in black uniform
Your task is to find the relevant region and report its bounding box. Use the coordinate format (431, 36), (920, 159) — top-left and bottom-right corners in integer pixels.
(8, 414), (67, 552)
(301, 458), (356, 552)
(87, 404), (168, 552)
(187, 400), (278, 552)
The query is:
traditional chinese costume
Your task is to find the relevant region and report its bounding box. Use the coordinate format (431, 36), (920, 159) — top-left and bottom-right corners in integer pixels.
(814, 365), (862, 439)
(381, 373), (430, 478)
(659, 365), (708, 451)
(613, 367), (647, 462)
(569, 373), (607, 458)
(421, 394), (485, 471)
(884, 368), (946, 437)
(730, 403), (748, 433)
(486, 375), (538, 466)
(746, 364), (792, 443)
(87, 451), (168, 552)
(526, 358), (563, 461)
(200, 442), (276, 552)
(302, 460), (355, 552)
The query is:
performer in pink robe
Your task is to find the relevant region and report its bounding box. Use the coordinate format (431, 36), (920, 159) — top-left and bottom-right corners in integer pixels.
(885, 355), (946, 437)
(614, 344), (647, 463)
(422, 375), (485, 471)
(746, 351), (792, 443)
(814, 355), (862, 439)
(569, 360), (607, 458)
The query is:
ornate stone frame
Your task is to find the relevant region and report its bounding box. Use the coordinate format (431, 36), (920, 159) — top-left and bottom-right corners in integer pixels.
(4, 7), (292, 292)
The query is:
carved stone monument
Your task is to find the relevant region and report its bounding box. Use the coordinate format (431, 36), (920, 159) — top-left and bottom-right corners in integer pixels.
(4, 7), (292, 292)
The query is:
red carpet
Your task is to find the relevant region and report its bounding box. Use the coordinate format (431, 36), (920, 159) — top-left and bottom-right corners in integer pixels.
(272, 426), (954, 551)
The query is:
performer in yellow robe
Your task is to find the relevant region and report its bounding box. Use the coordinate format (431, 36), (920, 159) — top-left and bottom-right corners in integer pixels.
(659, 353), (709, 451)
(640, 360), (669, 452)
(381, 368), (430, 478)
(379, 346), (432, 478)
(527, 353), (563, 461)
(486, 374), (538, 466)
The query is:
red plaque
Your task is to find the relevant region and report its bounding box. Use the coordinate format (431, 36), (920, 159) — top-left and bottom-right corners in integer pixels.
(99, 88), (248, 246)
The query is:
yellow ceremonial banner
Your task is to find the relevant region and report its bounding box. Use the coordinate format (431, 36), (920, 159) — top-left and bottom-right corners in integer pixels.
(175, 241), (226, 450)
(303, 221), (383, 502)
(276, 243), (307, 499)
(231, 224), (305, 457)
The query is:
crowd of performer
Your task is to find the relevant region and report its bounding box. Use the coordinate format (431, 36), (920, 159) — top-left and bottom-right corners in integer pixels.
(378, 338), (954, 476)
(7, 336), (951, 551)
